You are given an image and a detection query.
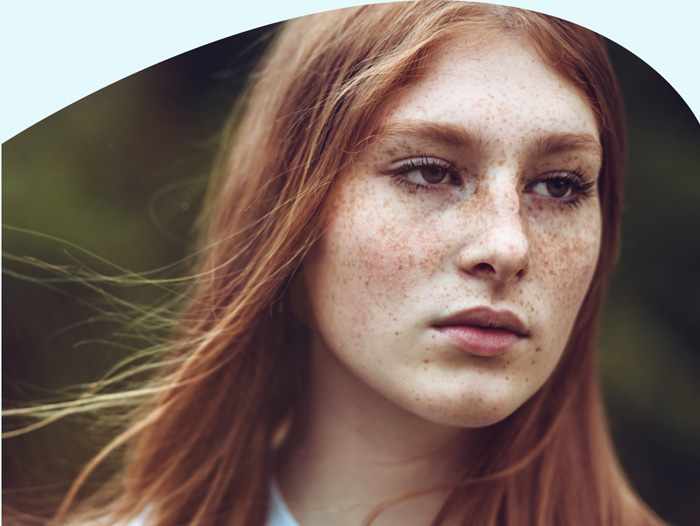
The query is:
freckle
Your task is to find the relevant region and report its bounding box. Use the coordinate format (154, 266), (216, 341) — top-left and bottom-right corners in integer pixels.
(535, 347), (542, 352)
(394, 331), (398, 335)
(531, 360), (536, 365)
(505, 376), (509, 380)
(423, 359), (430, 363)
(502, 365), (506, 369)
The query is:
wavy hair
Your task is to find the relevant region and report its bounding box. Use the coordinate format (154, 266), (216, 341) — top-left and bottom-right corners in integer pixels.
(28, 2), (662, 525)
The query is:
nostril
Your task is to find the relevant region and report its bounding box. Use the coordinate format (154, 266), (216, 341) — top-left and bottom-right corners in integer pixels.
(458, 229), (531, 283)
(517, 259), (531, 277)
(473, 262), (496, 275)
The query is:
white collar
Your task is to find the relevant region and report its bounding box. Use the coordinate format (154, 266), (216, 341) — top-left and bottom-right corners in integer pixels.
(268, 479), (300, 526)
(120, 481), (298, 526)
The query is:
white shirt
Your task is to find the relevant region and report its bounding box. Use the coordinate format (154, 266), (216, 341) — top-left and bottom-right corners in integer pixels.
(267, 480), (300, 526)
(122, 482), (298, 526)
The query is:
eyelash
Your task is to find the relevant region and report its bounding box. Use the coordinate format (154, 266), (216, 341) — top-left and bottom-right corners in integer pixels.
(525, 169), (596, 208)
(387, 157), (595, 207)
(387, 156), (461, 194)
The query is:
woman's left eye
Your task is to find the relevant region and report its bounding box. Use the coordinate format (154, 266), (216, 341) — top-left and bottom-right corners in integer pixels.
(526, 171), (595, 203)
(530, 179), (574, 198)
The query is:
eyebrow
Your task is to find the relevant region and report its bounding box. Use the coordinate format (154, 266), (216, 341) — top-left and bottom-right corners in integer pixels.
(526, 132), (602, 159)
(376, 120), (488, 155)
(373, 120), (601, 159)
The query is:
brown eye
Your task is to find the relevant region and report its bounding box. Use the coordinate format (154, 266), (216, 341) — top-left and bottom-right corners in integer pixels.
(388, 157), (461, 193)
(543, 179), (571, 198)
(528, 172), (585, 200)
(409, 166), (448, 184)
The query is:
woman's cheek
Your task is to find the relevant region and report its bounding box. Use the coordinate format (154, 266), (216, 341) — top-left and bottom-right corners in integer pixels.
(532, 205), (601, 286)
(326, 205), (439, 314)
(561, 229), (600, 297)
(529, 218), (601, 359)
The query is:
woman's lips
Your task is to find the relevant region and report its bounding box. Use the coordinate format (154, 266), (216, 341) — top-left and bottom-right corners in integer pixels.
(434, 326), (521, 356)
(433, 307), (529, 356)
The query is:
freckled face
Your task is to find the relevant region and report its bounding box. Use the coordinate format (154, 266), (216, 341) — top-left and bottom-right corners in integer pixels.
(303, 38), (603, 428)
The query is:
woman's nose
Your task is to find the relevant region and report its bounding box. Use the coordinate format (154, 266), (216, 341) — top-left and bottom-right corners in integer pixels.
(457, 187), (531, 284)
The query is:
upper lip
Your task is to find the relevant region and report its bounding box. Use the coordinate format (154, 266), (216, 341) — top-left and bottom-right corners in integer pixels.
(433, 307), (529, 337)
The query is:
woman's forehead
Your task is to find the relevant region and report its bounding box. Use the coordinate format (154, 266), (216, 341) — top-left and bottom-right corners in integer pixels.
(372, 38), (600, 160)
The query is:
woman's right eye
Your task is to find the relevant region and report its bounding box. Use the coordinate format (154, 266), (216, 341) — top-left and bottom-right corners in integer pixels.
(405, 165), (451, 184)
(388, 157), (461, 191)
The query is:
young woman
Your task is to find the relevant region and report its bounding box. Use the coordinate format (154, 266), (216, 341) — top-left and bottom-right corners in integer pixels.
(15, 2), (666, 525)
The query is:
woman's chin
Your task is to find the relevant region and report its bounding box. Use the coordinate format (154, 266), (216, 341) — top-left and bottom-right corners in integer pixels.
(393, 386), (528, 430)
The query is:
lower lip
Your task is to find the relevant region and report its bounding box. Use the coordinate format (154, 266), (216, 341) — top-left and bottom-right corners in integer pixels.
(434, 326), (522, 356)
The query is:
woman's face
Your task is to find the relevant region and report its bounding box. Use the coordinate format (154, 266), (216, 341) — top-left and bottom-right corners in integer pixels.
(304, 37), (603, 428)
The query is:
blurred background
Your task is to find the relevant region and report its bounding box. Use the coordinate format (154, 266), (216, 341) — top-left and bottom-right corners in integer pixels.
(3, 20), (700, 526)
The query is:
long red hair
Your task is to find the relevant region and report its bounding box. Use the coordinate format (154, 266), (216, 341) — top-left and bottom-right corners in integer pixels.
(52, 2), (662, 525)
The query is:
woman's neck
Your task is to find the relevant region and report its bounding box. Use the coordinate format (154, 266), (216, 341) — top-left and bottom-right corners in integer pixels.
(277, 337), (470, 526)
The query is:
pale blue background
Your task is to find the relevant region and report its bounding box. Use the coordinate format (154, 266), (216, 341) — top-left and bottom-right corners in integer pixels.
(1, 0), (698, 144)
